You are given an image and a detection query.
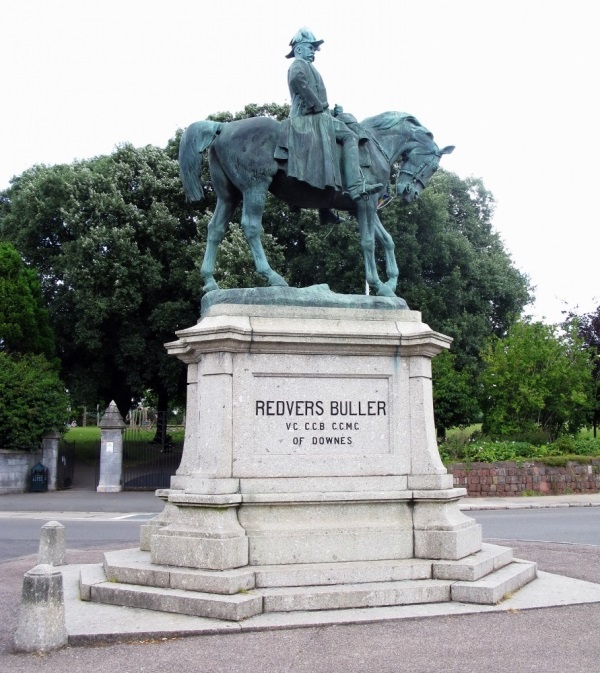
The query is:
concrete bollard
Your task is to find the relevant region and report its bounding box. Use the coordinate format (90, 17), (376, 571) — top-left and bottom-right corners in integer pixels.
(38, 521), (67, 566)
(13, 564), (68, 653)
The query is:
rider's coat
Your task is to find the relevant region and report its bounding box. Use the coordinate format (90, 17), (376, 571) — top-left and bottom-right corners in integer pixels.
(275, 58), (342, 191)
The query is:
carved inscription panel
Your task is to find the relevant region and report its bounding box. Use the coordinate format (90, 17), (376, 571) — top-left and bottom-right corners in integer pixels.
(244, 374), (391, 455)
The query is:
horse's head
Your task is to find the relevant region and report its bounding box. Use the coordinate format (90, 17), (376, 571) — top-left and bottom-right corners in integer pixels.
(361, 112), (454, 204)
(396, 134), (454, 203)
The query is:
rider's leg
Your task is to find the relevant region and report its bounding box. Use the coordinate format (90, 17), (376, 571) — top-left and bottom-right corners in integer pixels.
(334, 123), (383, 201)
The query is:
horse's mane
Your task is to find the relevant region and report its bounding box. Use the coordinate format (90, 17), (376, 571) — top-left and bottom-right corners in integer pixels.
(361, 111), (431, 137)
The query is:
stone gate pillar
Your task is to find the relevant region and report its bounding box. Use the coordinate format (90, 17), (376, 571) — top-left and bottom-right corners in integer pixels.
(41, 431), (61, 492)
(97, 401), (126, 493)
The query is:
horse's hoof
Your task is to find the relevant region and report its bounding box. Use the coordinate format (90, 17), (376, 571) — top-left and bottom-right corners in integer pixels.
(385, 278), (398, 292)
(203, 279), (219, 293)
(268, 273), (289, 288)
(376, 284), (396, 298)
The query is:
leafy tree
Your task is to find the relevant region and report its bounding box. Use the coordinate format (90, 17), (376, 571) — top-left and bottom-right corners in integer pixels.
(432, 351), (481, 439)
(480, 320), (594, 439)
(382, 172), (531, 365)
(208, 102), (290, 123)
(380, 171), (530, 432)
(0, 242), (56, 361)
(0, 244), (67, 449)
(566, 305), (600, 436)
(0, 352), (70, 450)
(0, 145), (200, 420)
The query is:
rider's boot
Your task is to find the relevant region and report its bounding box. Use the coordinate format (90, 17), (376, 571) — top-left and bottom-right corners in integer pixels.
(341, 136), (383, 201)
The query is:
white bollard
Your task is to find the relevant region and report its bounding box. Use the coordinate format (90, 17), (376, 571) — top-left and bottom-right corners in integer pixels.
(13, 564), (68, 652)
(38, 521), (67, 566)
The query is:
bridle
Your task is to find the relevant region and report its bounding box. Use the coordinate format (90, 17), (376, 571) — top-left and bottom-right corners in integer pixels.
(396, 149), (441, 193)
(365, 128), (440, 198)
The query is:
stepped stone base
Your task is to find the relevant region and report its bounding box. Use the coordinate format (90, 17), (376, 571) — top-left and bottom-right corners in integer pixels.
(81, 544), (537, 621)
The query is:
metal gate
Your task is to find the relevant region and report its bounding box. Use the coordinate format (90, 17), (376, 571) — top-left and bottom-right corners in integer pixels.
(121, 413), (184, 490)
(57, 438), (75, 490)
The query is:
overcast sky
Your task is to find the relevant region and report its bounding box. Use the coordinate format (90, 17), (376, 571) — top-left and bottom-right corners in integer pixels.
(2, 0), (598, 324)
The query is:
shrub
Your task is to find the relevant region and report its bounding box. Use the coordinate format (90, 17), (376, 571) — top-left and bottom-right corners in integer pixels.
(439, 433), (600, 464)
(0, 352), (70, 451)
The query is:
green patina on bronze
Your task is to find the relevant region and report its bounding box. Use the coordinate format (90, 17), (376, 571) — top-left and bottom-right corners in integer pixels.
(200, 285), (409, 316)
(179, 28), (454, 302)
(276, 28), (382, 199)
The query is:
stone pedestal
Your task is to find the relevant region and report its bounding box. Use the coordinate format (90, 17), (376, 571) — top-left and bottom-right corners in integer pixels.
(80, 290), (536, 623)
(83, 296), (539, 621)
(149, 301), (481, 569)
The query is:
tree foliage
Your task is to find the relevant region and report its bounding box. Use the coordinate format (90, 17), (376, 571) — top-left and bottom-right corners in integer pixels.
(480, 320), (595, 439)
(0, 244), (68, 449)
(0, 352), (70, 451)
(382, 172), (531, 366)
(0, 144), (201, 415)
(0, 242), (56, 361)
(567, 305), (600, 435)
(432, 351), (481, 438)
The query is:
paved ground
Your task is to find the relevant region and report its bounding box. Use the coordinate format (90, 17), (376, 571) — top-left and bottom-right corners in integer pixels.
(2, 488), (600, 672)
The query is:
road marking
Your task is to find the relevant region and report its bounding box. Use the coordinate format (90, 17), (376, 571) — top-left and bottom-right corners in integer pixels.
(0, 511), (157, 521)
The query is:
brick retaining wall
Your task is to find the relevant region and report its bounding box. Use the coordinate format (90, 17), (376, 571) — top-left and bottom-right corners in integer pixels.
(449, 460), (600, 496)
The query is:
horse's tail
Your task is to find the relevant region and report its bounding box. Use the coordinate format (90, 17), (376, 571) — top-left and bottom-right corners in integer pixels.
(178, 120), (224, 202)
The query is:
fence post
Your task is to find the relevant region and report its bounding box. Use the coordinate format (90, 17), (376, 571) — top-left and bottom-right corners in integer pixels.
(97, 401), (126, 493)
(41, 431), (61, 492)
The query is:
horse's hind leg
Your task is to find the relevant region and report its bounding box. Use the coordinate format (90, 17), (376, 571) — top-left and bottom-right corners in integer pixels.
(241, 187), (288, 288)
(374, 214), (399, 292)
(200, 196), (240, 292)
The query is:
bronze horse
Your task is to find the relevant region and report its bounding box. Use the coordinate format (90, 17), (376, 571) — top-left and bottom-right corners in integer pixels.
(179, 112), (453, 296)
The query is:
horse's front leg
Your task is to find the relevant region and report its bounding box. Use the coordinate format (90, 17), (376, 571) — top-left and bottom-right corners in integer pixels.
(357, 202), (395, 297)
(200, 197), (239, 292)
(241, 187), (288, 288)
(374, 214), (399, 292)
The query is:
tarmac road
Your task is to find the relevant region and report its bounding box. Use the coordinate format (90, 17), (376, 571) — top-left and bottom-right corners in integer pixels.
(472, 507), (600, 546)
(3, 508), (600, 563)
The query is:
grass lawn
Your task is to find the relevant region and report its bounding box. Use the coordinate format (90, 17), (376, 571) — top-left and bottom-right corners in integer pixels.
(64, 426), (101, 462)
(64, 425), (185, 462)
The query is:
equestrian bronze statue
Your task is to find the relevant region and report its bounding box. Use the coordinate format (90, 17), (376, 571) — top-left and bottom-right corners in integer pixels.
(179, 28), (453, 297)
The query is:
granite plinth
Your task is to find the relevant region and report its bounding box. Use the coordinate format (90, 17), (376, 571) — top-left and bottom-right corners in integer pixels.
(85, 302), (537, 623)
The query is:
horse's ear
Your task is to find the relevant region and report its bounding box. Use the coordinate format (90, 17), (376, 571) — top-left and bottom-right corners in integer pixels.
(440, 145), (455, 155)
